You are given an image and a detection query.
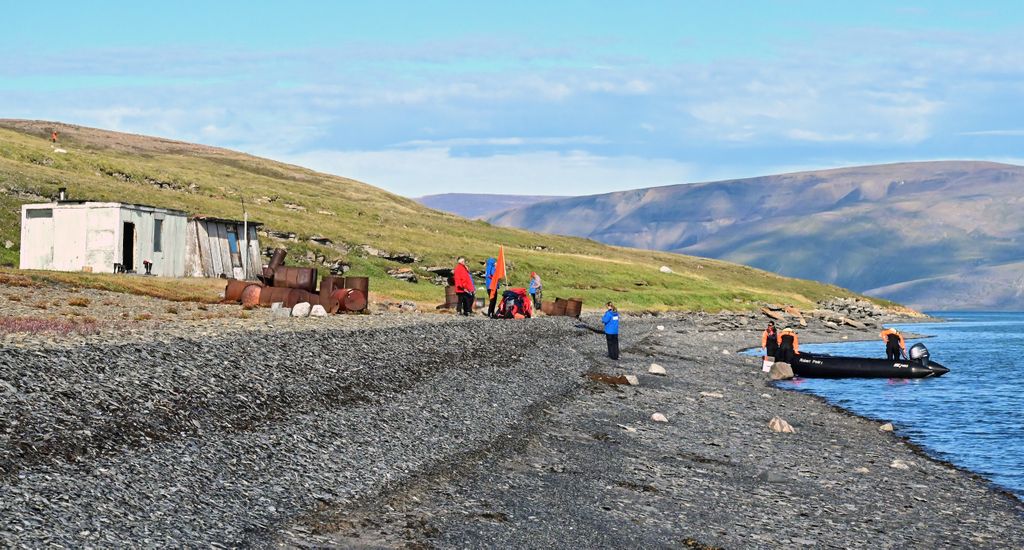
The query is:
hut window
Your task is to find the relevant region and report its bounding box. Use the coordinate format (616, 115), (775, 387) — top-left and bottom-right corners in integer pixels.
(153, 219), (163, 252)
(227, 229), (242, 267)
(27, 209), (53, 218)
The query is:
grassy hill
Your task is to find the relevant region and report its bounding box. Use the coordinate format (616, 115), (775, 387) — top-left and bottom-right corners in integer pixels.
(0, 119), (879, 312)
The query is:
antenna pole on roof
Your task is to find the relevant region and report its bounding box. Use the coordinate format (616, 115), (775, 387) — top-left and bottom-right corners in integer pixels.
(241, 197), (249, 279)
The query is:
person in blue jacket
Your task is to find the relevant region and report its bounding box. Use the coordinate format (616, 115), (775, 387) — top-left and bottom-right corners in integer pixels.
(528, 271), (543, 310)
(601, 301), (620, 360)
(484, 257), (499, 317)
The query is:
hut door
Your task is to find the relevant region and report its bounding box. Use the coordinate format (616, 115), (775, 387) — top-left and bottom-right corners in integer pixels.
(122, 222), (136, 272)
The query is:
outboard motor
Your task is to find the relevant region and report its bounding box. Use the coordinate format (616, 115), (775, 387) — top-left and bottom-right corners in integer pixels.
(909, 343), (930, 366)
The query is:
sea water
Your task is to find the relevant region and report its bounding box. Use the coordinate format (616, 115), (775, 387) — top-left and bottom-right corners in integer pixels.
(767, 312), (1023, 498)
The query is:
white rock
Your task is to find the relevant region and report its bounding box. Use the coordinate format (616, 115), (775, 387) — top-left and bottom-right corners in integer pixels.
(309, 305), (328, 317)
(699, 391), (724, 399)
(659, 265), (673, 274)
(271, 307), (292, 318)
(768, 416), (796, 433)
(651, 412), (668, 423)
(721, 349), (731, 355)
(270, 302), (284, 310)
(854, 467), (870, 474)
(890, 459), (911, 470)
(291, 302), (311, 317)
(648, 363), (666, 375)
(760, 393), (772, 398)
(656, 325), (665, 331)
(879, 422), (895, 432)
(2, 240), (12, 249)
(617, 424), (638, 433)
(624, 375), (639, 386)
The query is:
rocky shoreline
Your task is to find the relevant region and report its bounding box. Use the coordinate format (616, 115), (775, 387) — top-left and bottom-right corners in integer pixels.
(1, 306), (1021, 548)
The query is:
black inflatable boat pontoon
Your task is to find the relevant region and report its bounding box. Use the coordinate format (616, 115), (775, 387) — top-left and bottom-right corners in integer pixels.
(789, 343), (949, 379)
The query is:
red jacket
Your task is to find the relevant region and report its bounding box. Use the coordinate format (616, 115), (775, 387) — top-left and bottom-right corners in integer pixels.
(454, 263), (475, 293)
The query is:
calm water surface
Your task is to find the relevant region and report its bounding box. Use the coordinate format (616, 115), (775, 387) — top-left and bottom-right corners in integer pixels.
(771, 312), (1023, 498)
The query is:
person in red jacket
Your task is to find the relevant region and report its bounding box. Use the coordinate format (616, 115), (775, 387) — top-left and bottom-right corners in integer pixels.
(453, 257), (476, 316)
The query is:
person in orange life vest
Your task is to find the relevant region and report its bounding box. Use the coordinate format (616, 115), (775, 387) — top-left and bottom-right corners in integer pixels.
(51, 131), (58, 143)
(760, 320), (779, 360)
(775, 327), (799, 365)
(453, 257), (476, 317)
(880, 327), (908, 361)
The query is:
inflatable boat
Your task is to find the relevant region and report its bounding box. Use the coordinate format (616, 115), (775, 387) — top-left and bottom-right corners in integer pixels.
(789, 343), (949, 379)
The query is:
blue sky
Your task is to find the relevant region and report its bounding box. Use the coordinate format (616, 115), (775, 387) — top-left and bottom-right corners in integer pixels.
(3, 1), (1023, 196)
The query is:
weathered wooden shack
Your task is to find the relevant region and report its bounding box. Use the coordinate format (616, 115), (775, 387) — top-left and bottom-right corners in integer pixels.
(185, 215), (262, 279)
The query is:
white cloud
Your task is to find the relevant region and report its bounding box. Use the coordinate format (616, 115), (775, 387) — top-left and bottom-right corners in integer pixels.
(960, 129), (1024, 137)
(277, 147), (694, 197)
(394, 135), (609, 147)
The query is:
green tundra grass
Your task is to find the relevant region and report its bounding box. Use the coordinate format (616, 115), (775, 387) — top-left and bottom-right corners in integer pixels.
(0, 120), (883, 311)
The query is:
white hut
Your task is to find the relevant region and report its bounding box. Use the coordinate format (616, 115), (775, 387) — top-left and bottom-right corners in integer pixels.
(19, 199), (261, 278)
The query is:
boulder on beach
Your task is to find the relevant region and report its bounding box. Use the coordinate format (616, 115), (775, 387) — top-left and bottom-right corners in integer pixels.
(648, 363), (666, 375)
(769, 362), (794, 380)
(309, 305), (328, 317)
(292, 302), (311, 317)
(651, 412), (668, 422)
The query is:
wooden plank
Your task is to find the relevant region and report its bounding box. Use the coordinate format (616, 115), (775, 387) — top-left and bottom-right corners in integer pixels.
(216, 223), (233, 274)
(206, 222), (224, 277)
(197, 221), (215, 277)
(247, 226), (262, 277)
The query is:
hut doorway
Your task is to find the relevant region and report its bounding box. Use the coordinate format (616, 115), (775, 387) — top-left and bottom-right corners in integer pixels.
(122, 222), (136, 272)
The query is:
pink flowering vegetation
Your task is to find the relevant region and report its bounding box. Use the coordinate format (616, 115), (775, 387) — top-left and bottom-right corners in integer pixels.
(0, 315), (101, 335)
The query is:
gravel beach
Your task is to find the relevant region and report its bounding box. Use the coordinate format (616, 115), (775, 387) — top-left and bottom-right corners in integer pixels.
(2, 306), (1022, 548)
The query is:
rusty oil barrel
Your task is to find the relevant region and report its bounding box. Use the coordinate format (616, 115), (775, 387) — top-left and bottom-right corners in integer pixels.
(240, 284), (262, 308)
(444, 285), (458, 308)
(540, 300), (555, 315)
(318, 294), (341, 314)
(565, 298), (583, 319)
(268, 248), (287, 271)
(319, 275), (346, 301)
(259, 286), (295, 307)
(332, 288), (367, 312)
(343, 276), (369, 295)
(224, 279), (254, 302)
(273, 266), (318, 292)
(286, 289), (316, 309)
(552, 298), (568, 316)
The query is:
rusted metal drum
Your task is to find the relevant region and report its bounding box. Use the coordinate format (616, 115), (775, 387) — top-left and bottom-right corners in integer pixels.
(444, 285), (458, 308)
(319, 275), (346, 301)
(272, 266), (317, 292)
(268, 248), (287, 271)
(343, 276), (369, 296)
(259, 286), (295, 307)
(540, 300), (556, 315)
(552, 298), (568, 317)
(240, 284), (262, 308)
(286, 289), (315, 309)
(565, 298), (583, 319)
(332, 288), (367, 312)
(224, 279), (254, 302)
(318, 294), (341, 314)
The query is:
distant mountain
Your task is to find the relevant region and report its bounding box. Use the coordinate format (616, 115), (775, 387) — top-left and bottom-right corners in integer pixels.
(490, 161), (1024, 310)
(416, 193), (567, 219)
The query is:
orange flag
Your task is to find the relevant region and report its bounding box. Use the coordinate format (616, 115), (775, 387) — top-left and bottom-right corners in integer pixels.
(489, 245), (506, 299)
